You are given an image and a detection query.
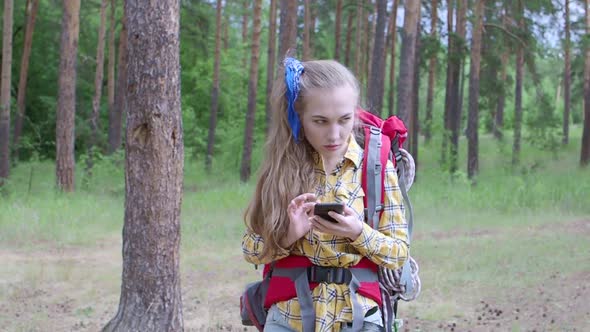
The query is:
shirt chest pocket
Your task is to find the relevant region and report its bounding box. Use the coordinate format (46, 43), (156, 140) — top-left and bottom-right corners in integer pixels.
(334, 180), (366, 221)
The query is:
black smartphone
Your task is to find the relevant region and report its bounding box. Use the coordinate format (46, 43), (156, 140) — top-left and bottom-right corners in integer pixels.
(313, 203), (345, 223)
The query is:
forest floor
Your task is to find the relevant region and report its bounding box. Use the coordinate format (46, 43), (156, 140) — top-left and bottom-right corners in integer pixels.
(1, 219), (588, 332)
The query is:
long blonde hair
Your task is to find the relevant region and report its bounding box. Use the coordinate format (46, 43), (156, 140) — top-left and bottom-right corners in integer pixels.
(244, 59), (360, 259)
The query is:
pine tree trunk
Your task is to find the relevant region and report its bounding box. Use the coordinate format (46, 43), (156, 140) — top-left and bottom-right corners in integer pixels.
(387, 0), (398, 117)
(206, 0), (223, 172)
(512, 1), (525, 167)
(278, 0), (297, 60)
(493, 50), (508, 140)
(449, 0), (466, 174)
(410, 18), (420, 166)
(344, 10), (354, 67)
(86, 0), (109, 182)
(424, 0), (437, 144)
(563, 0), (571, 145)
(109, 12), (127, 154)
(101, 0), (183, 329)
(367, 0), (387, 116)
(367, 0), (377, 97)
(265, 0), (277, 132)
(106, 0), (116, 155)
(467, 0), (484, 180)
(581, 0), (590, 166)
(334, 0), (343, 61)
(310, 4), (317, 54)
(441, 0), (454, 166)
(240, 0), (262, 182)
(354, 1), (363, 79)
(56, 0), (80, 192)
(396, 0), (420, 126)
(13, 0), (38, 160)
(303, 0), (311, 60)
(0, 0), (13, 186)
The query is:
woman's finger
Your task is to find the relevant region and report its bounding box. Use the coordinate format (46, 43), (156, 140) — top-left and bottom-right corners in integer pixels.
(342, 204), (356, 216)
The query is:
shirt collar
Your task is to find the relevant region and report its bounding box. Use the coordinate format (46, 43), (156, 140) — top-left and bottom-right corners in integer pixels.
(313, 135), (363, 172)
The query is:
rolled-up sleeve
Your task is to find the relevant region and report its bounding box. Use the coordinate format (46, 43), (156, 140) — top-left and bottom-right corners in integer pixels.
(242, 230), (290, 265)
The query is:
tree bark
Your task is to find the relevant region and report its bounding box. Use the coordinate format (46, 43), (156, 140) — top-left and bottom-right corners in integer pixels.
(86, 0), (109, 182)
(344, 9), (354, 67)
(106, 0), (116, 154)
(512, 0), (525, 167)
(354, 1), (363, 79)
(396, 0), (420, 126)
(109, 12), (127, 154)
(335, 0), (343, 61)
(467, 0), (484, 180)
(424, 0), (437, 144)
(303, 0), (311, 60)
(0, 0), (13, 186)
(367, 0), (387, 116)
(387, 0), (398, 117)
(56, 0), (80, 192)
(563, 0), (571, 145)
(101, 0), (183, 329)
(240, 0), (262, 182)
(206, 0), (222, 172)
(449, 0), (466, 174)
(581, 0), (590, 166)
(441, 0), (454, 166)
(278, 0), (297, 60)
(13, 0), (38, 160)
(409, 18), (420, 166)
(265, 0), (277, 132)
(493, 49), (508, 140)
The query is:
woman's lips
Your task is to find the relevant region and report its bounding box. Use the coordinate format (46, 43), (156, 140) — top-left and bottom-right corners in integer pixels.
(324, 144), (340, 151)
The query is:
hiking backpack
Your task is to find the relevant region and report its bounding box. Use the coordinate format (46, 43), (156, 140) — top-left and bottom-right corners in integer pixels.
(240, 109), (421, 332)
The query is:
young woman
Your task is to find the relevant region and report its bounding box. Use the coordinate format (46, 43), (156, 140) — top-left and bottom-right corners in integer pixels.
(242, 58), (409, 332)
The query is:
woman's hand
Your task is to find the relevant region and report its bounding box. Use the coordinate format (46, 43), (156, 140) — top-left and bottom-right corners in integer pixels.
(311, 204), (363, 241)
(281, 193), (318, 248)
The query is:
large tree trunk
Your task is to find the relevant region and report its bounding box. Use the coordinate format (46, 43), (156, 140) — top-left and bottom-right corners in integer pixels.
(206, 0), (223, 172)
(449, 0), (466, 174)
(334, 0), (343, 61)
(493, 49), (508, 140)
(56, 0), (80, 192)
(0, 0), (13, 186)
(105, 0), (116, 154)
(109, 12), (127, 154)
(344, 9), (354, 67)
(240, 0), (262, 182)
(512, 1), (525, 167)
(396, 0), (420, 126)
(563, 0), (571, 145)
(387, 0), (398, 117)
(278, 0), (297, 60)
(424, 0), (437, 144)
(12, 0), (38, 160)
(101, 0), (183, 330)
(367, 0), (387, 116)
(265, 0), (277, 132)
(581, 0), (590, 166)
(467, 0), (485, 180)
(303, 0), (311, 60)
(86, 0), (109, 182)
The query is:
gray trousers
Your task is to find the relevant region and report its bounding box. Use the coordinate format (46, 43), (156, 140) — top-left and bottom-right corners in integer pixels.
(263, 305), (384, 332)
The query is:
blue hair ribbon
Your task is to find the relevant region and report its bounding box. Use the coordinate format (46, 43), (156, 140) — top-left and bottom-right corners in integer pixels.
(284, 57), (304, 142)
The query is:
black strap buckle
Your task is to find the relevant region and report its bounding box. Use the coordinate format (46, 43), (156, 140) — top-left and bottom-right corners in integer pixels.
(307, 266), (351, 284)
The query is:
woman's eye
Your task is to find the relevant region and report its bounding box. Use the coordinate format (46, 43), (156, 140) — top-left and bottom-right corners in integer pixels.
(314, 120), (326, 124)
(339, 118), (351, 124)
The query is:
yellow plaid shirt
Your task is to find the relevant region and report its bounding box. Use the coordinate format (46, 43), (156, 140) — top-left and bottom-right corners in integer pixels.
(242, 137), (409, 332)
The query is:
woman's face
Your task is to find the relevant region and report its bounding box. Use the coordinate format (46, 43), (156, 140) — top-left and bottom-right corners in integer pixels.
(300, 85), (358, 161)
